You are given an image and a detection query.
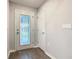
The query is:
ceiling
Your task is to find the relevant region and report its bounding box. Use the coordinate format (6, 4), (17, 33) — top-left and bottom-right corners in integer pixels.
(10, 0), (46, 8)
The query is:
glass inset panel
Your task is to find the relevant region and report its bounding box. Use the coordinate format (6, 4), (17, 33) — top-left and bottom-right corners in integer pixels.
(20, 15), (30, 45)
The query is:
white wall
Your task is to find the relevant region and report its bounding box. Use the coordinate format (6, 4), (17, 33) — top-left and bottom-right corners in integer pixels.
(9, 2), (38, 50)
(7, 0), (10, 57)
(38, 0), (72, 59)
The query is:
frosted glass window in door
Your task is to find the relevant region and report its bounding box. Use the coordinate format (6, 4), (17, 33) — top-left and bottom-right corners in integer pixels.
(20, 15), (30, 45)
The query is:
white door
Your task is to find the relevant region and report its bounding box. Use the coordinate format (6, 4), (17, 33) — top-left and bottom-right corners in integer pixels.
(15, 9), (34, 50)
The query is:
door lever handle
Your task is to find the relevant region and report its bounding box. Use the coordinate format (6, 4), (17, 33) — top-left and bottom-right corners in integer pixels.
(16, 31), (19, 35)
(16, 29), (19, 35)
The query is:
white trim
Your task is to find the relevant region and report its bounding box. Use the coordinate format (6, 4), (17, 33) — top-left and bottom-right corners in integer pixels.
(33, 45), (39, 48)
(8, 52), (10, 59)
(44, 51), (56, 59)
(8, 50), (16, 58)
(9, 50), (16, 53)
(38, 47), (56, 59)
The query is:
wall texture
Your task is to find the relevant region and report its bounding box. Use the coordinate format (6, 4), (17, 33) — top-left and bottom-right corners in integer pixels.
(38, 0), (72, 59)
(9, 2), (38, 50)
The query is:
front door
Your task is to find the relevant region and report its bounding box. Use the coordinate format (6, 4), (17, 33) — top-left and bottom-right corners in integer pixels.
(20, 15), (30, 45)
(15, 9), (34, 50)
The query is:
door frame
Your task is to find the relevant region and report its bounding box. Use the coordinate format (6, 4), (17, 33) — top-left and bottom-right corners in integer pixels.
(15, 9), (34, 50)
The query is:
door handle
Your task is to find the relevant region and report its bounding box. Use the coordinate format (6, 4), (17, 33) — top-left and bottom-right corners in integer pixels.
(16, 29), (19, 35)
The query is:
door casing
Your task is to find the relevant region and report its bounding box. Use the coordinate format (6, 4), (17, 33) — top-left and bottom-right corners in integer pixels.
(15, 9), (34, 50)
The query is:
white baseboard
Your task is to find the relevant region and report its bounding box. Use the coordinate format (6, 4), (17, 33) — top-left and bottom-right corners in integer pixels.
(45, 51), (56, 59)
(8, 50), (16, 58)
(8, 52), (10, 59)
(38, 47), (56, 59)
(9, 50), (16, 53)
(33, 45), (39, 48)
